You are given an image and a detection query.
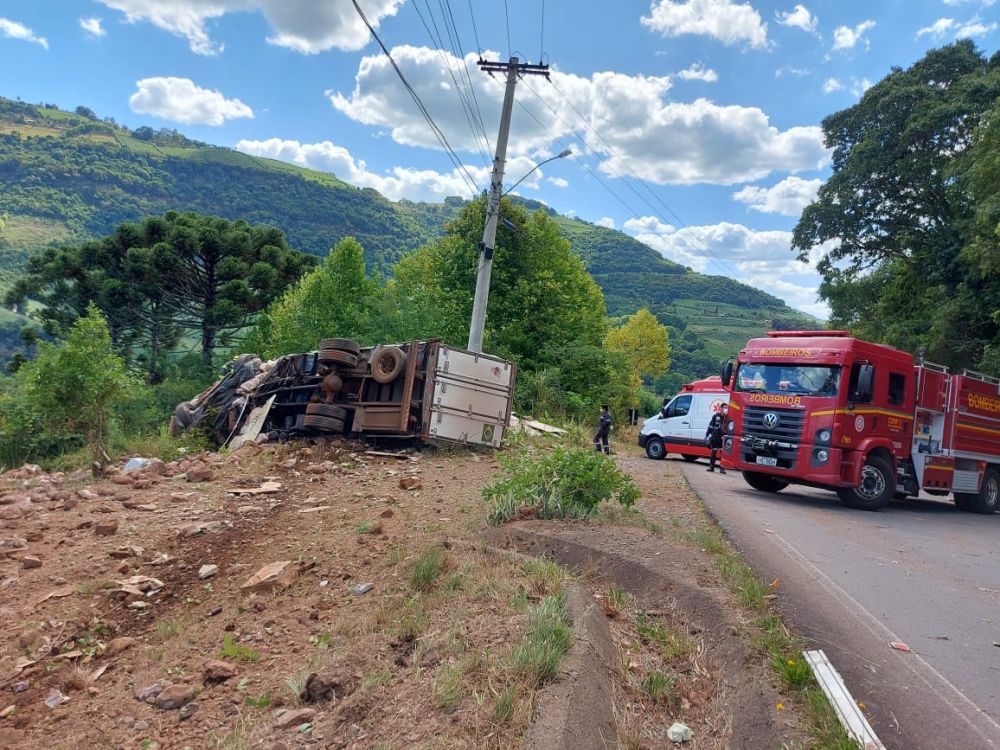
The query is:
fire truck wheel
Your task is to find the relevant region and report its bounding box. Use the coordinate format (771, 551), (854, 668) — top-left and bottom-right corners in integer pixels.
(742, 471), (788, 493)
(645, 438), (666, 460)
(966, 467), (999, 514)
(837, 454), (893, 511)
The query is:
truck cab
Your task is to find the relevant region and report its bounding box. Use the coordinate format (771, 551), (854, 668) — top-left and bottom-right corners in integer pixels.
(722, 331), (916, 510)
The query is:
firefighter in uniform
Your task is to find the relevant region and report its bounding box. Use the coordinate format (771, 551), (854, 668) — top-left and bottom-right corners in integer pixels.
(594, 404), (612, 454)
(705, 404), (727, 473)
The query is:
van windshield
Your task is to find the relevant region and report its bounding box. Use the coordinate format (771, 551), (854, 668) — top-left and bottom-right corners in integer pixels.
(735, 364), (841, 397)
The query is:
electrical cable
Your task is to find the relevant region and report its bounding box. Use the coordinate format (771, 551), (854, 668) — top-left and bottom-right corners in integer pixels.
(413, 0), (490, 165)
(440, 0), (492, 153)
(466, 0), (482, 56)
(545, 78), (741, 277)
(351, 0), (481, 197)
(539, 0), (545, 64)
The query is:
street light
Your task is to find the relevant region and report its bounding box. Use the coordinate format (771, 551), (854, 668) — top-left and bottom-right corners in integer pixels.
(502, 149), (573, 197)
(467, 147), (572, 353)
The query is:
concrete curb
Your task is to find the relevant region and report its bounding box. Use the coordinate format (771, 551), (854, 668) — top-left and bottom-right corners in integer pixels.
(521, 582), (618, 750)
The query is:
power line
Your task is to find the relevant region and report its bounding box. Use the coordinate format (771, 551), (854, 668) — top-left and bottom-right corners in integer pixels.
(439, 0), (492, 152)
(545, 77), (740, 276)
(351, 0), (481, 196)
(526, 77), (739, 277)
(412, 0), (490, 165)
(466, 0), (482, 56)
(539, 0), (545, 63)
(503, 0), (512, 58)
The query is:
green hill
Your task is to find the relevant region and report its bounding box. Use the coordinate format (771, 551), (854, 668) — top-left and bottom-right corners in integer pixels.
(0, 96), (816, 377)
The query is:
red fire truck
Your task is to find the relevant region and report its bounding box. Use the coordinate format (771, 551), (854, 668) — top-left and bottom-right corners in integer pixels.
(721, 331), (1000, 513)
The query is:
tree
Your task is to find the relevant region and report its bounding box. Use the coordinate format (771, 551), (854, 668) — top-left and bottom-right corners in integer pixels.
(793, 42), (1000, 368)
(605, 308), (671, 405)
(17, 304), (134, 462)
(394, 196), (608, 369)
(10, 212), (317, 372)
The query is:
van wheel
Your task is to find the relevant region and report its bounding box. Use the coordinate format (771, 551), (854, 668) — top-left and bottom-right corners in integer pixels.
(682, 455), (700, 463)
(645, 438), (666, 460)
(966, 467), (999, 514)
(837, 454), (893, 511)
(742, 471), (788, 493)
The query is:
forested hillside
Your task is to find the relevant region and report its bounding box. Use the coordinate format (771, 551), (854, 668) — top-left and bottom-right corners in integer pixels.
(0, 95), (815, 379)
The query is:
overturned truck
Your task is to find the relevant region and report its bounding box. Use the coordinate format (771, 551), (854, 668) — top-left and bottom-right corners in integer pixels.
(172, 339), (516, 449)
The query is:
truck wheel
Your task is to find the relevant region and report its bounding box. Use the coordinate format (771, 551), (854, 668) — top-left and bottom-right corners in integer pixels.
(966, 467), (999, 514)
(742, 471), (788, 493)
(370, 346), (406, 384)
(682, 455), (700, 463)
(645, 438), (666, 460)
(837, 454), (893, 511)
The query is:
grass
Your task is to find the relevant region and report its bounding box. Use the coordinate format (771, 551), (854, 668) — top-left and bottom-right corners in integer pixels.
(218, 634), (261, 662)
(155, 617), (186, 640)
(409, 546), (447, 592)
(213, 712), (256, 750)
(492, 683), (519, 724)
(360, 668), (393, 691)
(635, 611), (692, 663)
(678, 515), (859, 749)
(607, 585), (629, 613)
(433, 664), (463, 710)
(509, 593), (572, 687)
(594, 505), (665, 535)
(521, 558), (565, 595)
(639, 670), (676, 703)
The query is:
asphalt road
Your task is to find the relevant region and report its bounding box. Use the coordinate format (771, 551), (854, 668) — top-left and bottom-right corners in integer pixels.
(681, 460), (1000, 750)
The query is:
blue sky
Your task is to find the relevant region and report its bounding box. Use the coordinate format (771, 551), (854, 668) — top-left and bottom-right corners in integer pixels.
(1, 0), (998, 317)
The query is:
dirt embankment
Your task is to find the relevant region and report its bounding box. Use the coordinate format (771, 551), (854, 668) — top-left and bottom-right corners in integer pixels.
(0, 444), (809, 749)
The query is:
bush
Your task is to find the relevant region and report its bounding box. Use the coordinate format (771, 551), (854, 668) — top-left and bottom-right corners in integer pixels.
(484, 446), (640, 525)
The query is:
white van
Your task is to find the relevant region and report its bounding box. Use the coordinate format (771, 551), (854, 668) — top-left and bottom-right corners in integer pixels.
(638, 377), (729, 461)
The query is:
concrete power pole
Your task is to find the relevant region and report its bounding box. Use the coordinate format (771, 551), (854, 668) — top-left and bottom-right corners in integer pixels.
(467, 57), (549, 353)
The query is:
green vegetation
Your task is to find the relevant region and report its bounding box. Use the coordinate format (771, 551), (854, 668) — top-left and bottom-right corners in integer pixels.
(794, 41), (1000, 374)
(409, 546), (448, 592)
(0, 304), (136, 463)
(218, 634), (261, 663)
(509, 593), (572, 687)
(606, 307), (671, 405)
(484, 446), (640, 525)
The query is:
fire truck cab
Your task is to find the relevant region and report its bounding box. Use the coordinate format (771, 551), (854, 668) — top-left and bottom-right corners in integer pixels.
(721, 331), (1000, 513)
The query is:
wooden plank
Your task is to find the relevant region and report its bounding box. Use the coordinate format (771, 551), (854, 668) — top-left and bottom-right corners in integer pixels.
(399, 340), (419, 432)
(803, 649), (885, 750)
(227, 395), (275, 450)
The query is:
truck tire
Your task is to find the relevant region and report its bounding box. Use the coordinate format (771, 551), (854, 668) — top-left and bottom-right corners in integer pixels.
(319, 338), (361, 356)
(645, 437), (666, 460)
(837, 454), (894, 511)
(305, 403), (347, 421)
(318, 348), (359, 367)
(370, 346), (406, 384)
(742, 471), (788, 493)
(963, 467), (999, 514)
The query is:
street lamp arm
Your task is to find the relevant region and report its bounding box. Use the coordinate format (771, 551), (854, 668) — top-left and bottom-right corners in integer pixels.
(501, 149), (572, 197)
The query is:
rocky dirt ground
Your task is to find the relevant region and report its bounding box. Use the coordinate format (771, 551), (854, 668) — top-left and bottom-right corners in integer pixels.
(0, 439), (812, 749)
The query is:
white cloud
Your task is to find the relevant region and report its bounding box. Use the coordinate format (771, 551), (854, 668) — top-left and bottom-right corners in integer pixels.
(547, 176), (569, 188)
(595, 217), (616, 229)
(832, 19), (875, 50)
(79, 17), (106, 38)
(776, 4), (818, 33)
(775, 66), (810, 77)
(96, 0), (403, 55)
(822, 77), (843, 93)
(129, 77), (253, 125)
(917, 16), (997, 38)
(732, 176), (822, 216)
(621, 217), (827, 315)
(850, 78), (872, 96)
(676, 62), (719, 82)
(0, 17), (48, 49)
(235, 137), (548, 202)
(822, 76), (871, 96)
(641, 0), (769, 49)
(331, 45), (829, 187)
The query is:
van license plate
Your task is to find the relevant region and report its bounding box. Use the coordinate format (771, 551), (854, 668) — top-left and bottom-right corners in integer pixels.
(755, 456), (778, 467)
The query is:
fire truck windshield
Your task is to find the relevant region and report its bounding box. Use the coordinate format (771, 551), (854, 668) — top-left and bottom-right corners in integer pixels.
(735, 364), (841, 397)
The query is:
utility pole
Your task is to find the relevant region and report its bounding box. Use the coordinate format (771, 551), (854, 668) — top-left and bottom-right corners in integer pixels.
(467, 57), (549, 353)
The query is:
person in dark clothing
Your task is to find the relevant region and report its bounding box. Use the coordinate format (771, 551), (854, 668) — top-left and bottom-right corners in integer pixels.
(594, 404), (612, 454)
(705, 404), (728, 473)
